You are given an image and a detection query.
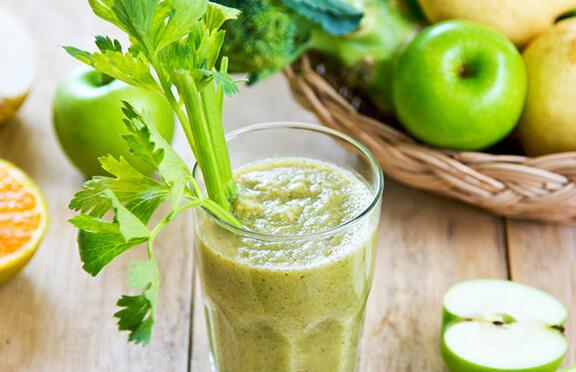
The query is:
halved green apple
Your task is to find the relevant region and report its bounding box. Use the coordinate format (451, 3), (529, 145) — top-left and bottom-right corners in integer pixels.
(442, 279), (568, 372)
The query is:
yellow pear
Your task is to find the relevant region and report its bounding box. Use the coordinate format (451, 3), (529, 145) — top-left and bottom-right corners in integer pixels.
(518, 18), (576, 155)
(0, 6), (35, 124)
(418, 0), (576, 47)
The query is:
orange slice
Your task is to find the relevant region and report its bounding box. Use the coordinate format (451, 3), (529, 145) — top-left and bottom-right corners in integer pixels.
(0, 159), (47, 284)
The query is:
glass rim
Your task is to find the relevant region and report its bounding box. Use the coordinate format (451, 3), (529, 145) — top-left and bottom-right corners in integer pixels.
(193, 122), (384, 242)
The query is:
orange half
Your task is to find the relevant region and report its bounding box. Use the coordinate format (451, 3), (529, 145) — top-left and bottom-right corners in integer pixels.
(0, 159), (47, 284)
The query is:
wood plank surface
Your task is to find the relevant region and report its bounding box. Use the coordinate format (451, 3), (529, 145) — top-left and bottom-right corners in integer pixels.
(191, 180), (508, 371)
(507, 221), (576, 368)
(359, 184), (507, 372)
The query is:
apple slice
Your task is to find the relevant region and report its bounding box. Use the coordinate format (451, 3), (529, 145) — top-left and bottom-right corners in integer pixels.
(442, 279), (568, 372)
(0, 5), (35, 124)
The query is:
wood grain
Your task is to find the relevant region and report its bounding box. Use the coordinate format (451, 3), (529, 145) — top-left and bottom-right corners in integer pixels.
(191, 181), (508, 371)
(507, 220), (576, 368)
(359, 183), (507, 372)
(191, 274), (210, 372)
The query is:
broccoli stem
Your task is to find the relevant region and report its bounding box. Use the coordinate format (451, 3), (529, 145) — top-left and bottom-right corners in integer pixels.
(310, 0), (419, 113)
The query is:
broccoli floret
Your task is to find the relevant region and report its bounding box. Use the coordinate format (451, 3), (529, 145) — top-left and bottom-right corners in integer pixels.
(216, 0), (310, 79)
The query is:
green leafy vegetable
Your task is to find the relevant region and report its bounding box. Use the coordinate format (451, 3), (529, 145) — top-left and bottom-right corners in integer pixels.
(115, 294), (155, 344)
(115, 259), (160, 344)
(63, 44), (161, 92)
(282, 0), (363, 36)
(72, 215), (148, 276)
(67, 0), (241, 344)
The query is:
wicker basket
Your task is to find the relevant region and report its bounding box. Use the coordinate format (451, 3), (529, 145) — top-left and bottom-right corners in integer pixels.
(285, 56), (576, 224)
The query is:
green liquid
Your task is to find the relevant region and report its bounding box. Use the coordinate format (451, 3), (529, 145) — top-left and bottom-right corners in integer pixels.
(195, 157), (379, 372)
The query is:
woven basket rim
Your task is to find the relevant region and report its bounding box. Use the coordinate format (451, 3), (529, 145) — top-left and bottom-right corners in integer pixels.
(284, 55), (576, 224)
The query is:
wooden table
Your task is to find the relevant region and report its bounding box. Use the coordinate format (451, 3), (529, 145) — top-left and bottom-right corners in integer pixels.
(1, 1), (574, 371)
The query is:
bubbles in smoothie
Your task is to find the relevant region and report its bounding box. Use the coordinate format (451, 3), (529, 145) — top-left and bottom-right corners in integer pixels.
(233, 157), (372, 236)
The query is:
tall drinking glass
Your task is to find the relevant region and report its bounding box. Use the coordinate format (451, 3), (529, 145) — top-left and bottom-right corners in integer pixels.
(193, 123), (384, 372)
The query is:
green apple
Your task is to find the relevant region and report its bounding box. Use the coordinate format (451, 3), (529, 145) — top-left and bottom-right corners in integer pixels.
(442, 279), (568, 372)
(393, 20), (527, 150)
(418, 0), (576, 47)
(518, 19), (576, 156)
(53, 67), (175, 177)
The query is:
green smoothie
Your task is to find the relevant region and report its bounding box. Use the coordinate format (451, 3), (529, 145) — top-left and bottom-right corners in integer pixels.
(195, 157), (380, 372)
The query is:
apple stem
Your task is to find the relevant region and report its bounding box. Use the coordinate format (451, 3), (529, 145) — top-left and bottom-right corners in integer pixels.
(458, 64), (474, 79)
(98, 73), (114, 86)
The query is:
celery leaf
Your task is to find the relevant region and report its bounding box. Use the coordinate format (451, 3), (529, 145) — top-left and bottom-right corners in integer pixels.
(69, 192), (150, 275)
(120, 102), (192, 208)
(114, 259), (160, 344)
(64, 44), (160, 92)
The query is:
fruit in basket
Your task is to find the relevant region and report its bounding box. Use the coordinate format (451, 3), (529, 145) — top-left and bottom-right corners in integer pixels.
(418, 0), (576, 47)
(0, 159), (48, 284)
(393, 20), (527, 150)
(215, 0), (420, 113)
(518, 19), (576, 156)
(53, 67), (175, 177)
(0, 6), (35, 124)
(442, 280), (568, 372)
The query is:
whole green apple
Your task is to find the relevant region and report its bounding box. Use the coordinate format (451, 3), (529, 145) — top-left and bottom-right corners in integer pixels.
(393, 20), (527, 150)
(53, 67), (175, 177)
